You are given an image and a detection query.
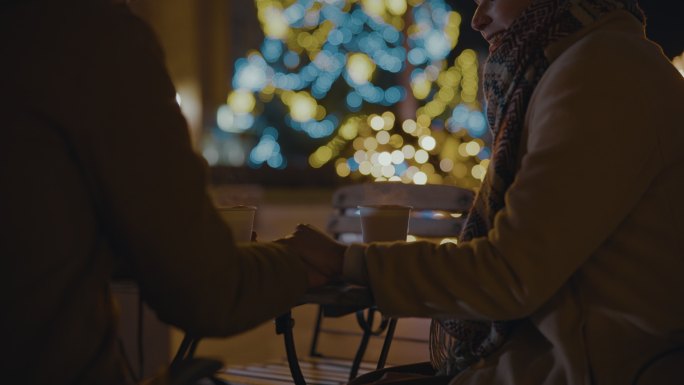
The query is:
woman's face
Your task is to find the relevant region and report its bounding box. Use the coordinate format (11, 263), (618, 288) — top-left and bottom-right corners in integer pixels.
(471, 0), (534, 51)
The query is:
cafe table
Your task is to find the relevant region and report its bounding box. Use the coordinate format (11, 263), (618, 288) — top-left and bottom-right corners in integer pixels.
(275, 282), (395, 385)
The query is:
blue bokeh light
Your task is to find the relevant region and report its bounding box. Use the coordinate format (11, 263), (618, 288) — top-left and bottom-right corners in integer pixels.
(283, 51), (301, 69)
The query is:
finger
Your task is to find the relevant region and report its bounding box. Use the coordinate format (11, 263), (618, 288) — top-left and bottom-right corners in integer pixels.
(300, 257), (336, 278)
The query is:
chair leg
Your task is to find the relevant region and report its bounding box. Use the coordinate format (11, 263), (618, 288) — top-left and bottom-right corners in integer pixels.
(275, 311), (307, 385)
(309, 306), (324, 357)
(376, 318), (397, 370)
(349, 308), (376, 381)
(171, 334), (196, 369)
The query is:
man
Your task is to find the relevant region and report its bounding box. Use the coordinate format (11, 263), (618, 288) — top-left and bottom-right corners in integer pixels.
(0, 1), (322, 383)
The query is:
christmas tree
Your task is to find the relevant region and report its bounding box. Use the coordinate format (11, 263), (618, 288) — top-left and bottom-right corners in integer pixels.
(206, 0), (491, 189)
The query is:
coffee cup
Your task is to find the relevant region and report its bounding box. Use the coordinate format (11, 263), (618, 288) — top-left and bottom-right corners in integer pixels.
(358, 205), (411, 242)
(217, 205), (257, 243)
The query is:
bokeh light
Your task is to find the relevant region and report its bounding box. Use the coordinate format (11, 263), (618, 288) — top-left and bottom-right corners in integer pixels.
(207, 0), (490, 190)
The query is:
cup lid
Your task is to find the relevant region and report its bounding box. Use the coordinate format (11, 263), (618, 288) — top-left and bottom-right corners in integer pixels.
(358, 204), (412, 210)
(217, 205), (257, 211)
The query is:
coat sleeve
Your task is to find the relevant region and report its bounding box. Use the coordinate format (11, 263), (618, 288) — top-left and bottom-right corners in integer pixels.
(61, 7), (308, 337)
(342, 36), (663, 321)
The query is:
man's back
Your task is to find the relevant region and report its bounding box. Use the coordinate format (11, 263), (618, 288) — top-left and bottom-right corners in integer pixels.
(0, 1), (309, 383)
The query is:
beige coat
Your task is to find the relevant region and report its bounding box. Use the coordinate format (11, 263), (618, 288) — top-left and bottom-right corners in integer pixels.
(344, 11), (684, 384)
(0, 2), (307, 384)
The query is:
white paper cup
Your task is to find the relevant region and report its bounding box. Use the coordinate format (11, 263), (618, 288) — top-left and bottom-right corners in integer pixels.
(358, 205), (411, 242)
(217, 206), (257, 243)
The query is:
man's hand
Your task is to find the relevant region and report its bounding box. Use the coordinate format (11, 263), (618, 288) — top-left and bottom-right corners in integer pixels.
(277, 224), (347, 288)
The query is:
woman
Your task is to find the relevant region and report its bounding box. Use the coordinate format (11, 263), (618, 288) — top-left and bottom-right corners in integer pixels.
(282, 0), (684, 383)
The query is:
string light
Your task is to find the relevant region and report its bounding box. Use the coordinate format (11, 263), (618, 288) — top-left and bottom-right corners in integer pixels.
(207, 0), (490, 189)
(673, 51), (684, 77)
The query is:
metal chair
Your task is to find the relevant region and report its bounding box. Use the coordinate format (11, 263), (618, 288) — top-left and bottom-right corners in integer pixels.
(279, 182), (474, 384)
(631, 346), (684, 385)
(112, 281), (227, 385)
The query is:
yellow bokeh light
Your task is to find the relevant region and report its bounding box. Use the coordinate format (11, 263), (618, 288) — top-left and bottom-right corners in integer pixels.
(315, 105), (327, 120)
(347, 53), (376, 84)
(416, 114), (431, 129)
(354, 150), (367, 163)
(376, 130), (390, 144)
(260, 6), (289, 39)
(382, 111), (396, 129)
(402, 119), (417, 134)
(297, 32), (314, 49)
(440, 238), (458, 245)
(421, 162), (435, 174)
(471, 164), (486, 180)
(289, 92), (318, 122)
(465, 141), (481, 156)
(336, 162), (351, 177)
(370, 152), (380, 164)
(381, 165), (396, 178)
(458, 49), (477, 67)
(359, 161), (372, 175)
(371, 164), (383, 178)
(386, 0), (408, 15)
(440, 137), (459, 160)
(378, 151), (392, 166)
(390, 134), (404, 148)
(309, 145), (333, 168)
(439, 69), (461, 87)
(369, 115), (385, 131)
(260, 81), (275, 93)
(444, 12), (461, 43)
(673, 51), (684, 77)
(458, 143), (470, 157)
(404, 165), (419, 178)
(227, 90), (256, 114)
(413, 171), (428, 185)
(390, 16), (405, 31)
(361, 0), (385, 17)
(402, 144), (416, 159)
(339, 121), (359, 140)
(364, 137), (378, 151)
(412, 75), (431, 100)
(316, 146), (333, 162)
(391, 150), (405, 164)
(419, 135), (437, 151)
(353, 137), (366, 151)
(462, 78), (478, 92)
(424, 100), (445, 117)
(452, 163), (468, 178)
(414, 149), (429, 164)
(439, 158), (454, 172)
(437, 87), (456, 103)
(461, 90), (477, 103)
(429, 173), (443, 185)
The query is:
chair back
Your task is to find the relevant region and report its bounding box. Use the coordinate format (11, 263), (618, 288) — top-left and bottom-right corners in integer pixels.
(312, 182), (475, 368)
(632, 347), (684, 385)
(327, 182), (474, 243)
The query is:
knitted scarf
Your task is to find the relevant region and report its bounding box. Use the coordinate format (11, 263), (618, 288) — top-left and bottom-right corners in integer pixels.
(429, 0), (644, 376)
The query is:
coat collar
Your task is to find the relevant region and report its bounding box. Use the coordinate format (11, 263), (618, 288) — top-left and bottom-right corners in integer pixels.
(544, 10), (646, 62)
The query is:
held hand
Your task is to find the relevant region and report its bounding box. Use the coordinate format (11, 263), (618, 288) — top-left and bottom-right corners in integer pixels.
(277, 224), (346, 287)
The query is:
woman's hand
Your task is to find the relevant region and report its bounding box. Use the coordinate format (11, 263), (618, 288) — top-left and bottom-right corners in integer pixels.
(277, 224), (347, 287)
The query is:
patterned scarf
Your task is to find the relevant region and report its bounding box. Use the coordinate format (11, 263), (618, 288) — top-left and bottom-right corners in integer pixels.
(429, 0), (644, 376)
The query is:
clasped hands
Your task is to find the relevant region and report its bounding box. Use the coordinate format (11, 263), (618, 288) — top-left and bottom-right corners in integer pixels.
(277, 224), (347, 288)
